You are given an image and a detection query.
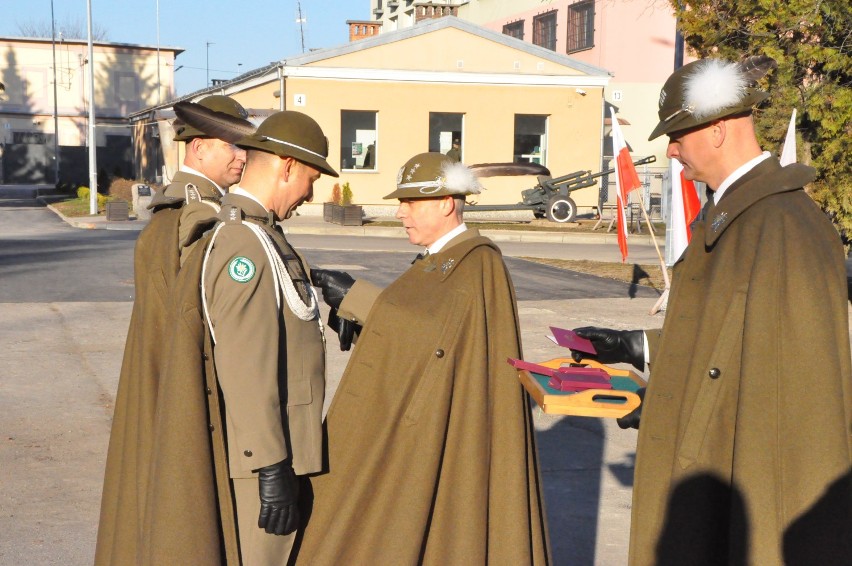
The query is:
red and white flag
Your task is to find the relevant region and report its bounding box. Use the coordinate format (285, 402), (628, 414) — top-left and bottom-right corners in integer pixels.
(609, 107), (642, 262)
(779, 108), (797, 166)
(670, 159), (701, 260)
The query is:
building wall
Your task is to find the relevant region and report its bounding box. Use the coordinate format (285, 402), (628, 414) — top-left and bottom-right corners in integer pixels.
(0, 37), (178, 184)
(370, 1), (687, 173)
(227, 73), (604, 213)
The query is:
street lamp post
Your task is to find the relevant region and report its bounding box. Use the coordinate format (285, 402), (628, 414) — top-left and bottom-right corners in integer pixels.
(50, 0), (60, 185)
(86, 0), (97, 215)
(156, 0), (161, 104)
(206, 41), (214, 87)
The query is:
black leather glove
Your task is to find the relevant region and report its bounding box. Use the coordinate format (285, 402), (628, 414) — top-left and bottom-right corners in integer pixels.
(310, 268), (355, 310)
(572, 327), (645, 371)
(257, 460), (300, 536)
(617, 387), (646, 430)
(327, 308), (360, 352)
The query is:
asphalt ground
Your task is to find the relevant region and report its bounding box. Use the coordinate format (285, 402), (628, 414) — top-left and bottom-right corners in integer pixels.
(4, 194), (847, 565)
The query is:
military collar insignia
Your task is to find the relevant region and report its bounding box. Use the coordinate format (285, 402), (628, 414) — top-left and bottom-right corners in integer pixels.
(711, 212), (728, 233)
(441, 258), (455, 274)
(228, 256), (256, 283)
(185, 183), (201, 203)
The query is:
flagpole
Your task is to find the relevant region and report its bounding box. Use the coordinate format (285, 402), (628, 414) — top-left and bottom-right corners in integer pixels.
(636, 200), (671, 314)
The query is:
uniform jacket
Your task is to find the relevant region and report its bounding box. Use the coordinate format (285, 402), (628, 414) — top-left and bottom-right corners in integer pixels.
(632, 158), (852, 565)
(202, 193), (326, 477)
(95, 171), (222, 565)
(136, 193), (327, 564)
(296, 229), (551, 565)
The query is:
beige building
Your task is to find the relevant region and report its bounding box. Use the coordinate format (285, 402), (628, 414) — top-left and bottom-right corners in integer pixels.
(133, 17), (612, 217)
(0, 35), (181, 186)
(371, 1), (687, 175)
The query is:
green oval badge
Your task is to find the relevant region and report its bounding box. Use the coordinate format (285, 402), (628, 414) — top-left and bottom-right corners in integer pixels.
(228, 256), (256, 283)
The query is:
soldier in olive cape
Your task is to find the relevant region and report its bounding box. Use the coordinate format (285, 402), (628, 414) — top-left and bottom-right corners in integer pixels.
(569, 57), (852, 565)
(303, 153), (551, 565)
(95, 95), (253, 566)
(142, 110), (339, 566)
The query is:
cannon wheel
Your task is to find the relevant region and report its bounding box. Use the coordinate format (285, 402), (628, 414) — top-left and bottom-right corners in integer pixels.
(545, 195), (577, 223)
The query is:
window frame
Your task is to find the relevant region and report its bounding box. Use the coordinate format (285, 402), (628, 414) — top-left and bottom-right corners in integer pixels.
(566, 1), (595, 54)
(532, 10), (558, 51)
(502, 20), (525, 41)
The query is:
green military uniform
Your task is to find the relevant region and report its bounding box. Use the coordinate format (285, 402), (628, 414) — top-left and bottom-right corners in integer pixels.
(298, 229), (550, 565)
(625, 57), (852, 564)
(298, 153), (550, 564)
(202, 192), (326, 565)
(632, 158), (852, 565)
(95, 96), (252, 566)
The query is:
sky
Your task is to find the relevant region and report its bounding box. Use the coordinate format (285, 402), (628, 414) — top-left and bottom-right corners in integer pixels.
(1, 0), (371, 97)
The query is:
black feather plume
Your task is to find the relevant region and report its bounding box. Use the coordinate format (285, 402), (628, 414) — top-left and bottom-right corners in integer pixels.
(469, 162), (551, 178)
(738, 55), (777, 85)
(173, 101), (256, 143)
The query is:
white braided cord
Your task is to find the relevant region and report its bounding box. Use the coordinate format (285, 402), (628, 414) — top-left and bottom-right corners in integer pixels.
(201, 221), (321, 346)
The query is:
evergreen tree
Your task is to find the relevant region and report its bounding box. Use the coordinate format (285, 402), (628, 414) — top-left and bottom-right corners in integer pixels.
(673, 0), (851, 240)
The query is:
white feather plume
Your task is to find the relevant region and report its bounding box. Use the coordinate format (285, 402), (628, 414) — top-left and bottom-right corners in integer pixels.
(685, 59), (748, 120)
(441, 161), (483, 195)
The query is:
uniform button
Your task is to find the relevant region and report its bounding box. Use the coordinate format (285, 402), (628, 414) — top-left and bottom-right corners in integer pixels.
(206, 387), (212, 395)
(208, 424), (215, 432)
(708, 368), (721, 379)
(435, 349), (445, 358)
(202, 353), (209, 361)
(244, 450), (253, 457)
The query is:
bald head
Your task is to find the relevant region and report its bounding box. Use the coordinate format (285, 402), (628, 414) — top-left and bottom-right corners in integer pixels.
(665, 112), (763, 189)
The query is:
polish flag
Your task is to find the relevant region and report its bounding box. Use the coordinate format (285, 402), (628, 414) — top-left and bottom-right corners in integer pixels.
(779, 108), (797, 166)
(609, 107), (642, 262)
(670, 159), (701, 261)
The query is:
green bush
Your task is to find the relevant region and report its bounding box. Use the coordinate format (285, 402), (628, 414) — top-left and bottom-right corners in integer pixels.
(341, 182), (354, 206)
(76, 186), (107, 209)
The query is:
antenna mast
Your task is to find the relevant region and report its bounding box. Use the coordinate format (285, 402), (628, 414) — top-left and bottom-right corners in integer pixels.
(296, 1), (306, 53)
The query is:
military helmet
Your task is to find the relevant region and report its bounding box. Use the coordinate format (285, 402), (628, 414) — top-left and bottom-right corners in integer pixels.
(648, 56), (775, 141)
(172, 95), (252, 141)
(383, 152), (482, 200)
(236, 111), (338, 177)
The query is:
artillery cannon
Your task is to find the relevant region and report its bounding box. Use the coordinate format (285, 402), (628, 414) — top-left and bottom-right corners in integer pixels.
(467, 155), (657, 223)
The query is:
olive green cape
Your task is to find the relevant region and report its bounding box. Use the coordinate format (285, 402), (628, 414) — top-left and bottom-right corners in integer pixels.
(633, 159), (852, 565)
(297, 231), (550, 565)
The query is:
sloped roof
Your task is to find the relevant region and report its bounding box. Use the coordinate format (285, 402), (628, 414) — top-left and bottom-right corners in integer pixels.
(132, 16), (611, 117)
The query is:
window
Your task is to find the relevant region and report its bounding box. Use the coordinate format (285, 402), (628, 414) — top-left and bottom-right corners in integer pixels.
(115, 73), (139, 103)
(428, 112), (464, 159)
(513, 115), (548, 165)
(533, 11), (557, 51)
(340, 110), (377, 171)
(567, 1), (595, 53)
(502, 20), (524, 40)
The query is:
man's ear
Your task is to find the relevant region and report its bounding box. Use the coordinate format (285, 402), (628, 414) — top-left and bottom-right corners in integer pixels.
(440, 195), (457, 217)
(280, 156), (296, 181)
(188, 137), (205, 157)
(711, 119), (726, 149)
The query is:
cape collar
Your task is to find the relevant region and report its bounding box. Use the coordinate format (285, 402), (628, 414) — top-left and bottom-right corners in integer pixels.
(704, 157), (815, 246)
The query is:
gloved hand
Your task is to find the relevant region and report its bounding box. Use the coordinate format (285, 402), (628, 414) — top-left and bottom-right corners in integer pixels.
(571, 327), (645, 371)
(310, 268), (355, 310)
(257, 460), (300, 536)
(327, 308), (360, 352)
(617, 387), (646, 430)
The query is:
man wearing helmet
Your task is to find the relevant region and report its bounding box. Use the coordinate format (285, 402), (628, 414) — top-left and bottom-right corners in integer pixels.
(95, 95), (254, 566)
(302, 152), (550, 564)
(567, 57), (851, 564)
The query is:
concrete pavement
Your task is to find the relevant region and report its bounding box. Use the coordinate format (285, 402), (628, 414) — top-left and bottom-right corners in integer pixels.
(4, 196), (665, 565)
(5, 190), (852, 565)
